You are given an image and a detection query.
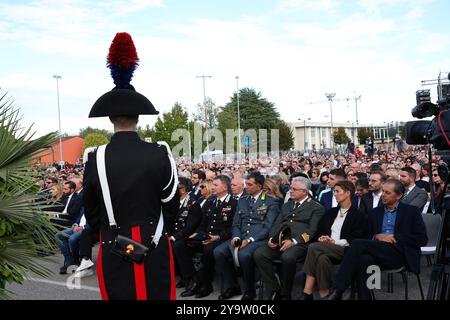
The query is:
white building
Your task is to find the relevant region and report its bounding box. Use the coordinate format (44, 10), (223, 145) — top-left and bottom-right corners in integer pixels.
(288, 121), (389, 152)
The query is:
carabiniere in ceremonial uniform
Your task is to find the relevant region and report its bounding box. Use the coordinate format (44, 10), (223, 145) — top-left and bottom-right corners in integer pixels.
(84, 32), (179, 300)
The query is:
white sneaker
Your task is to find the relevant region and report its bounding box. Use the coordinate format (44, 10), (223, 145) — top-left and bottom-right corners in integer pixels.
(76, 259), (94, 272)
(73, 268), (94, 278)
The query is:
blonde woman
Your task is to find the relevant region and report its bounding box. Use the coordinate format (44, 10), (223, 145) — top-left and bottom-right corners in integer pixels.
(198, 180), (213, 208)
(51, 184), (63, 202)
(43, 184), (65, 213)
(263, 178), (284, 205)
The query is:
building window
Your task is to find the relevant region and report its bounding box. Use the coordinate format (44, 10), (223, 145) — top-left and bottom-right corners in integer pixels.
(311, 128), (316, 138)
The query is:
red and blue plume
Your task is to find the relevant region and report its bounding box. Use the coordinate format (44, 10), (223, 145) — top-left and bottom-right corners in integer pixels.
(107, 32), (139, 90)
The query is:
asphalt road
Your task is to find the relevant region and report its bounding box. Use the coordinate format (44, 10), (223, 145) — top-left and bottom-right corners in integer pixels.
(5, 246), (433, 300)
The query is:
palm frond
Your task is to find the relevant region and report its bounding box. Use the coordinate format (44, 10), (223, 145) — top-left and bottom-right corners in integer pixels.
(0, 90), (61, 299)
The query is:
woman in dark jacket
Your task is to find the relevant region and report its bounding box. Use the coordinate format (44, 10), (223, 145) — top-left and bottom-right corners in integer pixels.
(301, 180), (368, 299)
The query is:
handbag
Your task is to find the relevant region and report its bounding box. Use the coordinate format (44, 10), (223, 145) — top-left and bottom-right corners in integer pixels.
(111, 234), (149, 264)
(96, 144), (166, 265)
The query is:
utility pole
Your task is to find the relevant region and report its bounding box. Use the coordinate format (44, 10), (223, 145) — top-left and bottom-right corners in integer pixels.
(351, 94), (362, 126)
(196, 75), (212, 161)
(325, 93), (336, 150)
(53, 75), (63, 168)
(236, 76), (242, 162)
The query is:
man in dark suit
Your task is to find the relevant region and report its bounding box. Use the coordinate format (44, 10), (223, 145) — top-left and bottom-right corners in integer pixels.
(180, 175), (237, 298)
(399, 166), (428, 210)
(58, 181), (83, 226)
(84, 32), (179, 300)
(214, 172), (280, 300)
(231, 176), (247, 200)
(318, 169), (346, 210)
(190, 170), (206, 201)
(326, 179), (427, 300)
(254, 177), (325, 300)
(359, 171), (386, 216)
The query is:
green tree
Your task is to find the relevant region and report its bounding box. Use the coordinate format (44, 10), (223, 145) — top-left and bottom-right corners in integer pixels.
(357, 127), (373, 145)
(79, 127), (113, 140)
(151, 102), (188, 149)
(333, 127), (350, 146)
(137, 124), (153, 140)
(218, 88), (281, 152)
(275, 120), (294, 151)
(0, 92), (59, 299)
(82, 133), (109, 153)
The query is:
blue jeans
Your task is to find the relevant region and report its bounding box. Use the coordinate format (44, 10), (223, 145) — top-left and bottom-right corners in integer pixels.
(56, 228), (82, 265)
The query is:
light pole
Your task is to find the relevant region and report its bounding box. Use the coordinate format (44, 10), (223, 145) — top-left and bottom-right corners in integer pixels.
(298, 115), (311, 152)
(53, 75), (63, 168)
(184, 107), (192, 161)
(236, 76), (242, 162)
(353, 93), (361, 125)
(196, 75), (212, 161)
(325, 93), (336, 150)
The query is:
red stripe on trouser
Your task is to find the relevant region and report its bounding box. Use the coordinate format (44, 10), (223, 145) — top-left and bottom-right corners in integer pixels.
(167, 237), (176, 300)
(131, 226), (147, 300)
(97, 232), (109, 300)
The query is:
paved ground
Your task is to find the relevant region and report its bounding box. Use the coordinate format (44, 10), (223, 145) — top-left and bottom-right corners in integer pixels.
(6, 246), (433, 300)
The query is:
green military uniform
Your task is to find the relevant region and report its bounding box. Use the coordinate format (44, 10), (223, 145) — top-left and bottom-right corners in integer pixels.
(254, 197), (325, 298)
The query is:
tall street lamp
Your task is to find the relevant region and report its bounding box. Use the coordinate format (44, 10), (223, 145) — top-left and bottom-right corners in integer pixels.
(184, 107), (192, 161)
(196, 75), (212, 161)
(298, 115), (311, 152)
(325, 93), (336, 151)
(53, 75), (63, 168)
(235, 76), (242, 162)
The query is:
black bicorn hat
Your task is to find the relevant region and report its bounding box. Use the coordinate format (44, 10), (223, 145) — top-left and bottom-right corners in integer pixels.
(89, 32), (159, 118)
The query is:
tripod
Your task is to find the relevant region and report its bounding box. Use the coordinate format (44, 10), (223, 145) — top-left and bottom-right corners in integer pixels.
(427, 192), (450, 300)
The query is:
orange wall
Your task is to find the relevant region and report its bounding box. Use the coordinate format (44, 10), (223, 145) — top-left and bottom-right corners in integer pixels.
(36, 136), (84, 165)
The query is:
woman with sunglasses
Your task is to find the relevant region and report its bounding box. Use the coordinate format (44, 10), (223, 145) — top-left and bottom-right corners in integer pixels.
(198, 180), (213, 208)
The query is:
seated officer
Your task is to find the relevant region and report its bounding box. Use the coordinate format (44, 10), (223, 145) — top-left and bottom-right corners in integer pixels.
(169, 177), (203, 289)
(254, 177), (325, 300)
(180, 175), (237, 299)
(214, 172), (280, 300)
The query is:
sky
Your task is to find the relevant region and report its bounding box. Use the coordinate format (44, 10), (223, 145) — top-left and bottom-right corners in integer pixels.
(1, 0), (450, 137)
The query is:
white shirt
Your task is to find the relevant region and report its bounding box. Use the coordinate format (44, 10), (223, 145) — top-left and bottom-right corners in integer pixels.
(218, 194), (229, 203)
(330, 208), (350, 247)
(293, 196), (309, 209)
(179, 195), (189, 208)
(62, 193), (74, 214)
(405, 184), (416, 196)
(79, 214), (86, 228)
(373, 191), (383, 208)
(251, 191), (263, 203)
(332, 194), (338, 208)
(235, 192), (244, 200)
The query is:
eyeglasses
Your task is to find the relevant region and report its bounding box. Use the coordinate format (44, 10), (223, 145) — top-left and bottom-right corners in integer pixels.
(433, 174), (439, 177)
(200, 185), (206, 189)
(290, 187), (306, 192)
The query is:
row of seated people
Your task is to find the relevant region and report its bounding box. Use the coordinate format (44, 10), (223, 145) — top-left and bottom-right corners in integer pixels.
(170, 172), (428, 300)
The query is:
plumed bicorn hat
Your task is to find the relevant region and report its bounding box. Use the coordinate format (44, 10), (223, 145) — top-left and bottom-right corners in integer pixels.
(89, 32), (159, 117)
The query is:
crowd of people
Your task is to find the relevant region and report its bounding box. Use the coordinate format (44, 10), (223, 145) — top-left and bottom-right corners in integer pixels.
(35, 148), (447, 300)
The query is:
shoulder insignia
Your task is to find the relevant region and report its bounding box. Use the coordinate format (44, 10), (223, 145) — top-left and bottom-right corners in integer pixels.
(301, 233), (310, 243)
